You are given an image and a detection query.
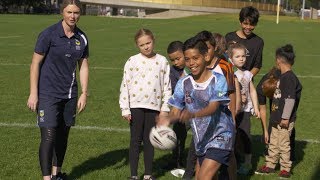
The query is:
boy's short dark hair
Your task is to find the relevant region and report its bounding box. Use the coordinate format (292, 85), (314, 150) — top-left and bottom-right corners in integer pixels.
(167, 41), (183, 54)
(195, 30), (216, 48)
(276, 44), (295, 65)
(239, 6), (260, 26)
(183, 37), (208, 55)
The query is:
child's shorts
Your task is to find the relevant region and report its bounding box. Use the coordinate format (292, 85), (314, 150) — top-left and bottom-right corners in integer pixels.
(198, 148), (231, 166)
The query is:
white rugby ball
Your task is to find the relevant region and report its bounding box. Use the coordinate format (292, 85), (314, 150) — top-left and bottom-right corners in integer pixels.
(149, 126), (177, 150)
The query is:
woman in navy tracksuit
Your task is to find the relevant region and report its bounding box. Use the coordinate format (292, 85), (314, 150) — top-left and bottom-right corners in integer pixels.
(27, 0), (89, 179)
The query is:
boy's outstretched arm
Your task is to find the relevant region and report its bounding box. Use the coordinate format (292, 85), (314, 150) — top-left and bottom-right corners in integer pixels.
(157, 107), (181, 126)
(180, 101), (221, 122)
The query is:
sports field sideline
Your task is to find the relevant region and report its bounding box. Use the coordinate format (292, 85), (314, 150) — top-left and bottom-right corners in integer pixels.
(1, 122), (320, 145)
(0, 14), (319, 179)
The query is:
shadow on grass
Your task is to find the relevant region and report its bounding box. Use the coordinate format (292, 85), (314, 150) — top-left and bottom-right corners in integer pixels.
(154, 135), (309, 180)
(237, 135), (307, 179)
(66, 137), (310, 179)
(311, 160), (320, 180)
(236, 135), (267, 180)
(152, 148), (190, 179)
(292, 140), (307, 169)
(68, 148), (129, 179)
(68, 147), (178, 179)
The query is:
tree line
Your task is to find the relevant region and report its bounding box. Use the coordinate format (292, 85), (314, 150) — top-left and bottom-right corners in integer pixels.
(0, 0), (58, 14)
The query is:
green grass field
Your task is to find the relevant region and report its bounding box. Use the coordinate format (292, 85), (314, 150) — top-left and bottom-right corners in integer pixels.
(0, 14), (319, 179)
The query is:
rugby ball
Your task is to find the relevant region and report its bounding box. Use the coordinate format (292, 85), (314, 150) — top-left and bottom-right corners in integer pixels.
(149, 126), (177, 150)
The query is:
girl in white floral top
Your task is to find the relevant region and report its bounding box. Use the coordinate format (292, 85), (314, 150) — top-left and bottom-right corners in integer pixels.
(119, 28), (171, 180)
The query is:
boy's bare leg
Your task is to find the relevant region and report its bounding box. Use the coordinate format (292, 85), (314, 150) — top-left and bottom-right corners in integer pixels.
(195, 161), (200, 180)
(197, 159), (221, 180)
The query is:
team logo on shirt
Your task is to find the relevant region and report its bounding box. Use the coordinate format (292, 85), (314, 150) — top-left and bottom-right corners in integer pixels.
(39, 110), (45, 122)
(271, 81), (281, 112)
(218, 91), (226, 97)
(39, 110), (44, 117)
(185, 91), (193, 104)
(245, 48), (250, 57)
(273, 81), (281, 99)
(75, 39), (81, 45)
(75, 39), (81, 50)
(216, 135), (226, 142)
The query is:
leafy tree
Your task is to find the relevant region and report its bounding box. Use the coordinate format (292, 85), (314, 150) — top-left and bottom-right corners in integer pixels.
(290, 0), (302, 10)
(0, 0), (13, 13)
(310, 0), (319, 8)
(22, 0), (44, 13)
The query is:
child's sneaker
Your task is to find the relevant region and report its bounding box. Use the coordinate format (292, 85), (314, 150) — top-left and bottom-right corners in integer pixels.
(278, 170), (291, 179)
(237, 163), (252, 175)
(143, 175), (156, 180)
(255, 165), (275, 175)
(51, 172), (67, 180)
(127, 176), (138, 180)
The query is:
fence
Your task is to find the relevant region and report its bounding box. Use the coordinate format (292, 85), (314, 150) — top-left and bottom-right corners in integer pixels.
(130, 0), (279, 12)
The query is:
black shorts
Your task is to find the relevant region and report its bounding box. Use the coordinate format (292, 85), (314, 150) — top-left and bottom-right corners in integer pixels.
(198, 148), (231, 166)
(37, 95), (77, 127)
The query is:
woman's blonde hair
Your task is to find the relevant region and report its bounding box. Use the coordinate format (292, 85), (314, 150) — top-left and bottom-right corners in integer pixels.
(60, 0), (81, 13)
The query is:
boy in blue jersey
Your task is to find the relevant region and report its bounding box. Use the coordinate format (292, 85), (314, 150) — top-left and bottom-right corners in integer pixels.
(158, 37), (235, 179)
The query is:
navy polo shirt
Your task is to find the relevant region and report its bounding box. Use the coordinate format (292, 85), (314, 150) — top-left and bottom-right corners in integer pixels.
(35, 20), (89, 99)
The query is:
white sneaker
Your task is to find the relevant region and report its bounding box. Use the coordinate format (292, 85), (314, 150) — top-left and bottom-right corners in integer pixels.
(171, 168), (185, 178)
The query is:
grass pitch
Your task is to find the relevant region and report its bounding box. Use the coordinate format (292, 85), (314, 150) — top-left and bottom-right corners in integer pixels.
(0, 14), (319, 179)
